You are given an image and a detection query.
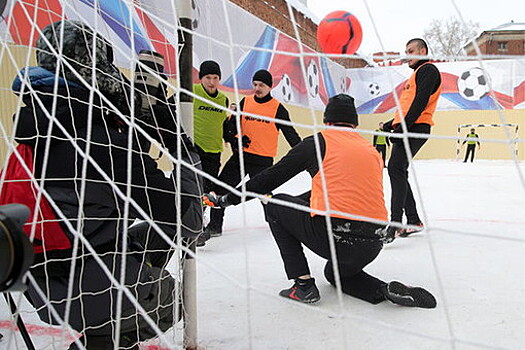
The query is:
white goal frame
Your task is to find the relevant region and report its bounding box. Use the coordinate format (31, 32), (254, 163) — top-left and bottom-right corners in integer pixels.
(456, 123), (519, 160)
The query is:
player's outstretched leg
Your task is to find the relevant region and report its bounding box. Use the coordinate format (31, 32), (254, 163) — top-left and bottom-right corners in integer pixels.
(279, 278), (320, 304)
(381, 281), (437, 308)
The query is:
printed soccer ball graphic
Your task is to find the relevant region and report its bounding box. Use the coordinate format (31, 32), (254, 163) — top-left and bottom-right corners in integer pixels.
(307, 60), (320, 97)
(280, 74), (293, 103)
(369, 82), (380, 96)
(339, 76), (347, 93)
(457, 68), (490, 101)
(191, 0), (200, 30)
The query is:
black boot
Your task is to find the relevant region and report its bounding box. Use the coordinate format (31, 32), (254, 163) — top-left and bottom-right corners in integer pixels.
(279, 278), (320, 304)
(381, 281), (437, 308)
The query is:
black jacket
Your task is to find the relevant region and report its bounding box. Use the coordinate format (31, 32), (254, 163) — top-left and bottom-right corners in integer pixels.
(13, 67), (202, 258)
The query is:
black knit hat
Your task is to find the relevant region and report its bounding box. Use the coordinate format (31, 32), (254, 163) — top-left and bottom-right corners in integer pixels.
(199, 60), (221, 79)
(323, 94), (359, 126)
(252, 69), (273, 87)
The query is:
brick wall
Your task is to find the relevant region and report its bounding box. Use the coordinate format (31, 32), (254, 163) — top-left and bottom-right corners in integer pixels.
(229, 0), (367, 68)
(466, 31), (525, 56)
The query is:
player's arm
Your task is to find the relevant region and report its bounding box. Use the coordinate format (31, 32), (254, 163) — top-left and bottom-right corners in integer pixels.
(402, 64), (441, 129)
(275, 105), (301, 147)
(205, 134), (324, 207)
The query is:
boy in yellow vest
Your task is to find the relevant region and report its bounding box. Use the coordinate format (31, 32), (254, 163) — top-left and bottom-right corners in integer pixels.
(202, 94), (436, 308)
(193, 60), (231, 194)
(373, 121), (390, 167)
(198, 69), (301, 246)
(462, 128), (480, 162)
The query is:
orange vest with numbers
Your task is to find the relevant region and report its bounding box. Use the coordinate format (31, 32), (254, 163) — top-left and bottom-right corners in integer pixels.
(240, 95), (280, 157)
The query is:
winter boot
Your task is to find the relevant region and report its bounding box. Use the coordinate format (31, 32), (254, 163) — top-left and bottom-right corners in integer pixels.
(381, 226), (399, 244)
(196, 230), (211, 247)
(205, 224), (222, 238)
(381, 281), (437, 309)
(279, 278), (320, 304)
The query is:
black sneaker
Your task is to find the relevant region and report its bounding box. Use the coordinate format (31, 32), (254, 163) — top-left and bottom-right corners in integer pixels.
(382, 281), (437, 309)
(196, 230), (211, 247)
(398, 222), (424, 237)
(205, 224), (222, 238)
(279, 278), (320, 304)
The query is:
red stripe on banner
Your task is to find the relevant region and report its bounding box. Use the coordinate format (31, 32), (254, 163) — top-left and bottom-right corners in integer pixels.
(492, 91), (513, 109)
(440, 72), (459, 93)
(513, 81), (525, 106)
(8, 0), (64, 46)
(134, 4), (177, 76)
(375, 81), (405, 113)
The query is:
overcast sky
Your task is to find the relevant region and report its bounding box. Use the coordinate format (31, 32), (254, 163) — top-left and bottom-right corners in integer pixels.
(307, 0), (524, 55)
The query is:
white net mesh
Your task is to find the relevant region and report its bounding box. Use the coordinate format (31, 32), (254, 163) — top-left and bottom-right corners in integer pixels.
(0, 0), (524, 350)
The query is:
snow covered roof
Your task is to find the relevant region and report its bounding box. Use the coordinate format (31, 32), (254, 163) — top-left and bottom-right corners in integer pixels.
(486, 22), (525, 32)
(284, 0), (321, 24)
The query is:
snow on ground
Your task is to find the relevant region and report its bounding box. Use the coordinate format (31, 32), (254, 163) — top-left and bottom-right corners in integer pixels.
(1, 160), (524, 349)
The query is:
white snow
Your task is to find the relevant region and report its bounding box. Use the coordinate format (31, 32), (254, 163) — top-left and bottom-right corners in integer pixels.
(1, 160), (524, 349)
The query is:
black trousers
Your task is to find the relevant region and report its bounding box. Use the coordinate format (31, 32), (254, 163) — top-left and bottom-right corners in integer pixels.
(375, 144), (387, 166)
(26, 222), (179, 349)
(387, 124), (430, 224)
(195, 145), (222, 193)
(208, 152), (273, 230)
(464, 144), (476, 162)
(264, 193), (386, 304)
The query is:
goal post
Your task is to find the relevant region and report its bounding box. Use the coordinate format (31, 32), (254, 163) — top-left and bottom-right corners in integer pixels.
(456, 123), (519, 160)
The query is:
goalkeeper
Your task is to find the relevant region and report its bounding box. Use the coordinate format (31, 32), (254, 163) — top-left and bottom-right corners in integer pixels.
(13, 20), (202, 350)
(203, 94), (436, 308)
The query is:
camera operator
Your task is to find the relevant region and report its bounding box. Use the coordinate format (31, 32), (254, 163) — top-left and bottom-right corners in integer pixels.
(10, 20), (202, 350)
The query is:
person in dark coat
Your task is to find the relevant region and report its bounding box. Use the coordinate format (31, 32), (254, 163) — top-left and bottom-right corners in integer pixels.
(12, 20), (202, 350)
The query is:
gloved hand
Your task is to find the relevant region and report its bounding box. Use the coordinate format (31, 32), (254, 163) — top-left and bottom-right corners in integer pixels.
(202, 192), (232, 209)
(242, 135), (252, 149)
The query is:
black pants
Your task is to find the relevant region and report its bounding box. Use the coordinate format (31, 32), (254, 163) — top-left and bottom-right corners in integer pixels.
(264, 193), (386, 304)
(26, 222), (179, 349)
(375, 144), (387, 167)
(195, 145), (221, 193)
(208, 152), (273, 230)
(464, 144), (476, 162)
(387, 124), (430, 224)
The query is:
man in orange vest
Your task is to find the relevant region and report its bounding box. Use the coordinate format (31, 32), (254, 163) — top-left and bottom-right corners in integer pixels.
(203, 94), (436, 308)
(382, 38), (442, 243)
(198, 69), (301, 246)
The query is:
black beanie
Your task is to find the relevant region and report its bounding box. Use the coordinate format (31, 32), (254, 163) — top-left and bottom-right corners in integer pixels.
(199, 60), (221, 79)
(252, 69), (273, 87)
(323, 94), (359, 126)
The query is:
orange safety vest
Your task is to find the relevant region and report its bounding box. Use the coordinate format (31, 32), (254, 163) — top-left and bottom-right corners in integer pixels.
(310, 129), (387, 222)
(240, 95), (280, 157)
(393, 62), (441, 127)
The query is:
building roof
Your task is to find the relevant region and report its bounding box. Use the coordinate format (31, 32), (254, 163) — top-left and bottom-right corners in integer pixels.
(284, 0), (320, 23)
(486, 22), (525, 32)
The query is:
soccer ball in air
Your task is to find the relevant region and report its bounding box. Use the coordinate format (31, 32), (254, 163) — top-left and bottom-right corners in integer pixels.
(369, 82), (381, 97)
(280, 74), (293, 103)
(317, 11), (363, 55)
(457, 67), (490, 101)
(307, 60), (320, 97)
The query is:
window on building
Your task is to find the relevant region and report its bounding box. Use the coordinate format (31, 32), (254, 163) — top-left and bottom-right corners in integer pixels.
(498, 42), (508, 52)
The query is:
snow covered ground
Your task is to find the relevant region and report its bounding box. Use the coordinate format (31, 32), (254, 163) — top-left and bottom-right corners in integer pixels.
(1, 160), (524, 350)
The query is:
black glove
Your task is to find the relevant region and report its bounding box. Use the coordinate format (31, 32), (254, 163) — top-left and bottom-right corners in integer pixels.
(382, 119), (394, 132)
(242, 135), (252, 149)
(202, 192), (232, 209)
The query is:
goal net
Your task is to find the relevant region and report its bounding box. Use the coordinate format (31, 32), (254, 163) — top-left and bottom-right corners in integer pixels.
(0, 0), (523, 350)
(456, 123), (519, 160)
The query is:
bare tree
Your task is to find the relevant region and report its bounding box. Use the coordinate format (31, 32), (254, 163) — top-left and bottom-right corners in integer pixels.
(424, 17), (480, 59)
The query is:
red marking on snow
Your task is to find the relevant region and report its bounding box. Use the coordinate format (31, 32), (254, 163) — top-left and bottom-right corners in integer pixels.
(433, 218), (525, 225)
(0, 320), (77, 341)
